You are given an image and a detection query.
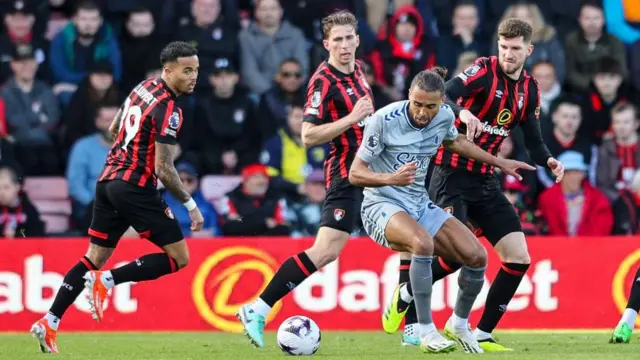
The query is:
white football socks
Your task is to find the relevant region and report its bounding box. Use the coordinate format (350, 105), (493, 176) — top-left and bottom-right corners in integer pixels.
(620, 308), (638, 329)
(252, 297), (272, 318)
(44, 313), (60, 331)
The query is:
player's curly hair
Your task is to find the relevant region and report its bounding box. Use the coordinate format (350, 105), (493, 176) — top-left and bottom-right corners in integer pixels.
(160, 41), (198, 65)
(410, 66), (448, 93)
(322, 10), (358, 40)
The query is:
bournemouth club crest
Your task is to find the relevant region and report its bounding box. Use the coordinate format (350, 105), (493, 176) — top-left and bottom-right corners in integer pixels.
(334, 209), (345, 221)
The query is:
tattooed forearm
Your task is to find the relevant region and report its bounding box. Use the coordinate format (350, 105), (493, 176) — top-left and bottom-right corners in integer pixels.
(155, 142), (191, 203)
(109, 108), (123, 139)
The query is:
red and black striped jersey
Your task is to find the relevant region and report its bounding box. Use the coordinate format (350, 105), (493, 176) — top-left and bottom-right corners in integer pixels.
(435, 56), (547, 174)
(302, 60), (374, 189)
(99, 78), (183, 188)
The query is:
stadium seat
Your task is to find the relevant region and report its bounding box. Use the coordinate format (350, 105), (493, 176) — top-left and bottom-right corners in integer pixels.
(23, 177), (69, 200)
(200, 175), (242, 200)
(41, 214), (70, 234)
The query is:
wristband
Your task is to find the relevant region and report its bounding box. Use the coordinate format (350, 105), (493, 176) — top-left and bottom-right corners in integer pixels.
(183, 198), (196, 211)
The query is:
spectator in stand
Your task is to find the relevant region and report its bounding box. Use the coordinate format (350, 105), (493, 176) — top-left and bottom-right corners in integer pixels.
(604, 0), (640, 45)
(59, 60), (119, 154)
(538, 150), (613, 236)
(532, 60), (562, 120)
(0, 0), (50, 85)
(238, 0), (308, 95)
(261, 100), (327, 202)
(361, 60), (391, 109)
(163, 162), (222, 237)
(0, 166), (44, 237)
(538, 96), (595, 189)
(176, 0), (239, 90)
(613, 169), (640, 235)
(451, 50), (478, 76)
(597, 102), (640, 203)
(565, 1), (628, 93)
(580, 56), (631, 145)
(258, 58), (305, 141)
(492, 2), (565, 83)
(1, 44), (59, 176)
(192, 58), (261, 175)
(49, 0), (122, 105)
(218, 164), (290, 236)
(370, 5), (436, 101)
(66, 102), (115, 228)
(436, 0), (487, 75)
(119, 6), (166, 93)
(502, 174), (547, 235)
(286, 169), (326, 238)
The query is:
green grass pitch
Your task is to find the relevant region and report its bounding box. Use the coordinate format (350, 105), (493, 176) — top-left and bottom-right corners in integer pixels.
(1, 331), (639, 359)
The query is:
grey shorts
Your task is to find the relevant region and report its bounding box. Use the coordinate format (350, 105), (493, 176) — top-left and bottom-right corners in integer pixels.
(361, 199), (452, 248)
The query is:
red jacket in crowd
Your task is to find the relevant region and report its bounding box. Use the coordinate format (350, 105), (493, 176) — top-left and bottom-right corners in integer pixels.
(538, 181), (613, 236)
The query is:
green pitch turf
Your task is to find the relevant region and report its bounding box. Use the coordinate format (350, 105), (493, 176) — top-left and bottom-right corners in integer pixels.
(1, 331), (639, 359)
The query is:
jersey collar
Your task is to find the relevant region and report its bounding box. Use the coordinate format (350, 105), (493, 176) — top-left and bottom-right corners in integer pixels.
(157, 77), (179, 99)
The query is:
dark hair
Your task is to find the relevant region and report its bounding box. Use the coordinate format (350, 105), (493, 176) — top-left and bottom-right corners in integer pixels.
(498, 18), (533, 43)
(580, 0), (603, 12)
(322, 10), (358, 40)
(550, 95), (582, 115)
(76, 0), (100, 14)
(129, 6), (152, 17)
(531, 60), (555, 71)
(410, 66), (448, 93)
(160, 41), (198, 65)
(455, 0), (478, 9)
(611, 102), (639, 120)
(290, 94), (306, 109)
(595, 56), (623, 76)
(279, 57), (302, 69)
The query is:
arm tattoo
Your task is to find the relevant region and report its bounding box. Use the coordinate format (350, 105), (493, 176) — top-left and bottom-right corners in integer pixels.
(156, 142), (191, 203)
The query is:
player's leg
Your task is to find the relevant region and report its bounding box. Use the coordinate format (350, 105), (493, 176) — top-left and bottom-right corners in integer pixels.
(364, 204), (455, 353)
(238, 189), (357, 348)
(390, 251), (420, 346)
(610, 266), (640, 343)
(467, 182), (527, 351)
(31, 183), (127, 353)
(84, 181), (188, 322)
(428, 214), (487, 353)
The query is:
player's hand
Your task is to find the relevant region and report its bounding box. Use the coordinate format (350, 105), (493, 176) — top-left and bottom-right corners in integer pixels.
(459, 109), (483, 141)
(389, 162), (417, 186)
(349, 97), (374, 124)
(188, 207), (204, 231)
(497, 159), (536, 181)
(547, 157), (565, 183)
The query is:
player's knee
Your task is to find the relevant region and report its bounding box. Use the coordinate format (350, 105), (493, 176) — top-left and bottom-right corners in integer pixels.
(464, 245), (487, 268)
(501, 252), (530, 265)
(173, 252), (190, 270)
(410, 236), (434, 257)
(85, 244), (113, 269)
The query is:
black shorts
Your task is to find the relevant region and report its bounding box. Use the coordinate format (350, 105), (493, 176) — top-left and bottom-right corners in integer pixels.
(319, 183), (363, 234)
(428, 165), (522, 246)
(88, 180), (183, 248)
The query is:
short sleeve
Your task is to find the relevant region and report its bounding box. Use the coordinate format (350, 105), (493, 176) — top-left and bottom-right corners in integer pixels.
(357, 114), (384, 163)
(154, 100), (182, 145)
(303, 75), (331, 125)
(443, 107), (459, 141)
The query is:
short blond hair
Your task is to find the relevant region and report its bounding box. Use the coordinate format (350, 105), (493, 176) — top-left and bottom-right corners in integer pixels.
(322, 10), (358, 40)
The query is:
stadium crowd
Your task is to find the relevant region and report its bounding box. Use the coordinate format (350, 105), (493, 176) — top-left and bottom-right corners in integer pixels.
(0, 0), (639, 238)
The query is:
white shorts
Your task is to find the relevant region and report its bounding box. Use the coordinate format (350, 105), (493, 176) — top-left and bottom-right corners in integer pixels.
(361, 200), (452, 248)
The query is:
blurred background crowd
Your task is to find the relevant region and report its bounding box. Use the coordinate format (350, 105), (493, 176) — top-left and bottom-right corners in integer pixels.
(0, 0), (639, 239)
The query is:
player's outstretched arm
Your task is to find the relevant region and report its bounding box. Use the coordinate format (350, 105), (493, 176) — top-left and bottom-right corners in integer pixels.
(443, 135), (535, 180)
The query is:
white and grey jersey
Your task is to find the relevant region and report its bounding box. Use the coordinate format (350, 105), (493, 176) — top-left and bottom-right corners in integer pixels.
(356, 100), (458, 215)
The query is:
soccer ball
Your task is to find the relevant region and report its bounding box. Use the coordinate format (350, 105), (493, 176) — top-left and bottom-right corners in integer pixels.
(276, 315), (321, 355)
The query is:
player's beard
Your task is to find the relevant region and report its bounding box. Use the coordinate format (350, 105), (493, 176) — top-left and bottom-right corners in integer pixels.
(501, 60), (524, 75)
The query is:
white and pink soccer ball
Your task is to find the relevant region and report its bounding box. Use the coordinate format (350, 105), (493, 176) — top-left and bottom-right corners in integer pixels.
(276, 316), (321, 356)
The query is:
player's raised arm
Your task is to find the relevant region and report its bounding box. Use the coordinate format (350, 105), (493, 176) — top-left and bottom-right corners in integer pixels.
(443, 60), (489, 140)
(301, 77), (373, 147)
